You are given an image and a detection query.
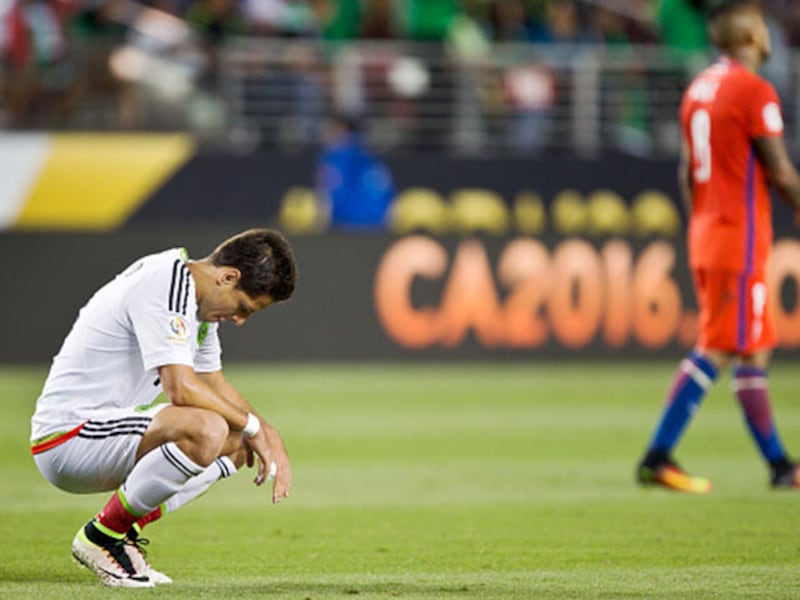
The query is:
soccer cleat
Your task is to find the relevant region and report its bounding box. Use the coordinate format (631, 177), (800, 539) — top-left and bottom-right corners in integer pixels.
(71, 522), (153, 588)
(125, 528), (173, 585)
(770, 459), (800, 489)
(637, 456), (712, 494)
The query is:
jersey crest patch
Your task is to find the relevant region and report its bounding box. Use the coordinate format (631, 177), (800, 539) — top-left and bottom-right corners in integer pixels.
(762, 102), (783, 133)
(167, 315), (189, 343)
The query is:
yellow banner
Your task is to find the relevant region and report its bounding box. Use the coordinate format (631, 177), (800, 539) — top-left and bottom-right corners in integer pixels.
(15, 134), (194, 231)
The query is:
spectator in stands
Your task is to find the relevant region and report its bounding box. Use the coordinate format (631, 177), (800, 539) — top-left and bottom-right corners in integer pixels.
(399, 0), (459, 42)
(236, 1), (325, 145)
(486, 0), (534, 42)
(141, 0), (183, 18)
(319, 0), (361, 41)
(590, 4), (652, 155)
(284, 41), (326, 144)
(70, 0), (136, 128)
(501, 62), (557, 153)
(316, 112), (396, 230)
(656, 0), (709, 57)
(589, 4), (639, 46)
(486, 0), (558, 152)
(360, 0), (396, 39)
(654, 0), (710, 155)
(4, 0), (75, 128)
(529, 0), (596, 45)
(183, 0), (246, 133)
(496, 0), (596, 153)
(392, 0), (461, 149)
(184, 0), (245, 44)
(243, 0), (319, 37)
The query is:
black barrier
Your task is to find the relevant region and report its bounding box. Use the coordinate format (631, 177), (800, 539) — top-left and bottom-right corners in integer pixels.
(128, 152), (317, 227)
(123, 151), (799, 239)
(3, 229), (800, 363)
(129, 151), (683, 230)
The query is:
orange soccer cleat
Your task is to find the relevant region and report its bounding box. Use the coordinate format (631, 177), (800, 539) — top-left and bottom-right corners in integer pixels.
(637, 457), (712, 494)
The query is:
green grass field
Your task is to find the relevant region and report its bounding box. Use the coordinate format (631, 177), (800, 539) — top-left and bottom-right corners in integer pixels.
(1, 362), (799, 599)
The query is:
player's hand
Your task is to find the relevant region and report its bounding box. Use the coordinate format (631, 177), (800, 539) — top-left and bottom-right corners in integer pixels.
(245, 430), (274, 489)
(260, 418), (292, 503)
(244, 420), (292, 503)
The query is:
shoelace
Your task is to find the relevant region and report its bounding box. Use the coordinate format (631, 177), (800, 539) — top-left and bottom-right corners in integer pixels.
(101, 538), (140, 576)
(124, 535), (150, 560)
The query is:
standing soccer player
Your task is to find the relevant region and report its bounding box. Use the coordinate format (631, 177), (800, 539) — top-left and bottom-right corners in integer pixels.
(30, 228), (297, 586)
(636, 0), (800, 493)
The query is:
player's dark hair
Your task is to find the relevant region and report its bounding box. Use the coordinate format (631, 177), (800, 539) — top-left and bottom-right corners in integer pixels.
(210, 228), (297, 302)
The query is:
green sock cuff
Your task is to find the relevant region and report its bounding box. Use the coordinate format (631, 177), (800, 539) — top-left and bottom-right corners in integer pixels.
(117, 489), (146, 518)
(92, 519), (126, 540)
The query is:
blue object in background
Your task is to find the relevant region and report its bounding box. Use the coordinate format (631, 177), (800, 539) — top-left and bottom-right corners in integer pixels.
(317, 118), (395, 229)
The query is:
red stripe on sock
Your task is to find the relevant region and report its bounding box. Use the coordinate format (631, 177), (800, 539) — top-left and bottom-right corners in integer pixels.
(97, 491), (139, 535)
(136, 506), (163, 530)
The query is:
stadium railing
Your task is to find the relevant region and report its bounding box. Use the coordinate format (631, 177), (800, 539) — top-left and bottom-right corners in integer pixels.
(2, 37), (798, 157)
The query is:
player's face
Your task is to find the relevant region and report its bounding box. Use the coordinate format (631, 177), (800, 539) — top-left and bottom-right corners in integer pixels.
(200, 271), (273, 325)
(754, 12), (771, 62)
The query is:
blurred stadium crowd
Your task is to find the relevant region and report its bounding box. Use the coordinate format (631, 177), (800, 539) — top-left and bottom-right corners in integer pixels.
(2, 0), (800, 153)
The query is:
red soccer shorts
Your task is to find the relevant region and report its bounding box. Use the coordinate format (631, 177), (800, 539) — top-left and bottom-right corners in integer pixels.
(692, 268), (777, 354)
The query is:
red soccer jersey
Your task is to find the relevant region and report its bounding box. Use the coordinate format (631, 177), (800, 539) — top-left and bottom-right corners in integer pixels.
(680, 57), (783, 274)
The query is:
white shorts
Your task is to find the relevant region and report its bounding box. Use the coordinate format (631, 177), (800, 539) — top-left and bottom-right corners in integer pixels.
(32, 404), (168, 494)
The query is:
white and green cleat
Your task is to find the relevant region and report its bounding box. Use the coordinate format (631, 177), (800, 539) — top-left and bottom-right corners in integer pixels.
(71, 522), (154, 588)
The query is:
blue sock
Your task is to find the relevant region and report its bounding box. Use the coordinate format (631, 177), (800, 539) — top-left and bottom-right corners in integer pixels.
(733, 366), (786, 463)
(648, 352), (718, 454)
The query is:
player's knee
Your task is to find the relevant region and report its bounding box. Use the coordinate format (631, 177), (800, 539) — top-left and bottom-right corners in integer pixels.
(189, 411), (230, 465)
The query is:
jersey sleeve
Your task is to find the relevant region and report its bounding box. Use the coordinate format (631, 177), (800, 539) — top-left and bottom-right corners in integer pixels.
(745, 77), (783, 139)
(126, 268), (195, 371)
(194, 322), (222, 373)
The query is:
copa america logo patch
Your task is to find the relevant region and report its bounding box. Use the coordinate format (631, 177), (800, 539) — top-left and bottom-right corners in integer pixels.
(168, 315), (189, 343)
(762, 102), (783, 133)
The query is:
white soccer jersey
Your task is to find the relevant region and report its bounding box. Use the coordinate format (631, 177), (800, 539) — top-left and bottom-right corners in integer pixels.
(31, 248), (221, 440)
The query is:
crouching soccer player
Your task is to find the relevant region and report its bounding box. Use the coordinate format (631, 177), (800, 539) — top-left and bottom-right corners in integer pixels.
(30, 228), (297, 586)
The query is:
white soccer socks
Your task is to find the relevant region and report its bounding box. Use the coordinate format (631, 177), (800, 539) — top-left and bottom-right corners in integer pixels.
(163, 456), (237, 514)
(122, 442), (205, 516)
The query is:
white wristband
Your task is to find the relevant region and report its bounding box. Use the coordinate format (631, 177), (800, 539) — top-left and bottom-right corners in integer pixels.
(242, 413), (260, 438)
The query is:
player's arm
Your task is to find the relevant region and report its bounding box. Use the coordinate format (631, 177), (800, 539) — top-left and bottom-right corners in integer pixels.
(753, 135), (800, 219)
(195, 369), (292, 502)
(196, 370), (256, 413)
(677, 137), (694, 218)
(158, 364), (251, 432)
